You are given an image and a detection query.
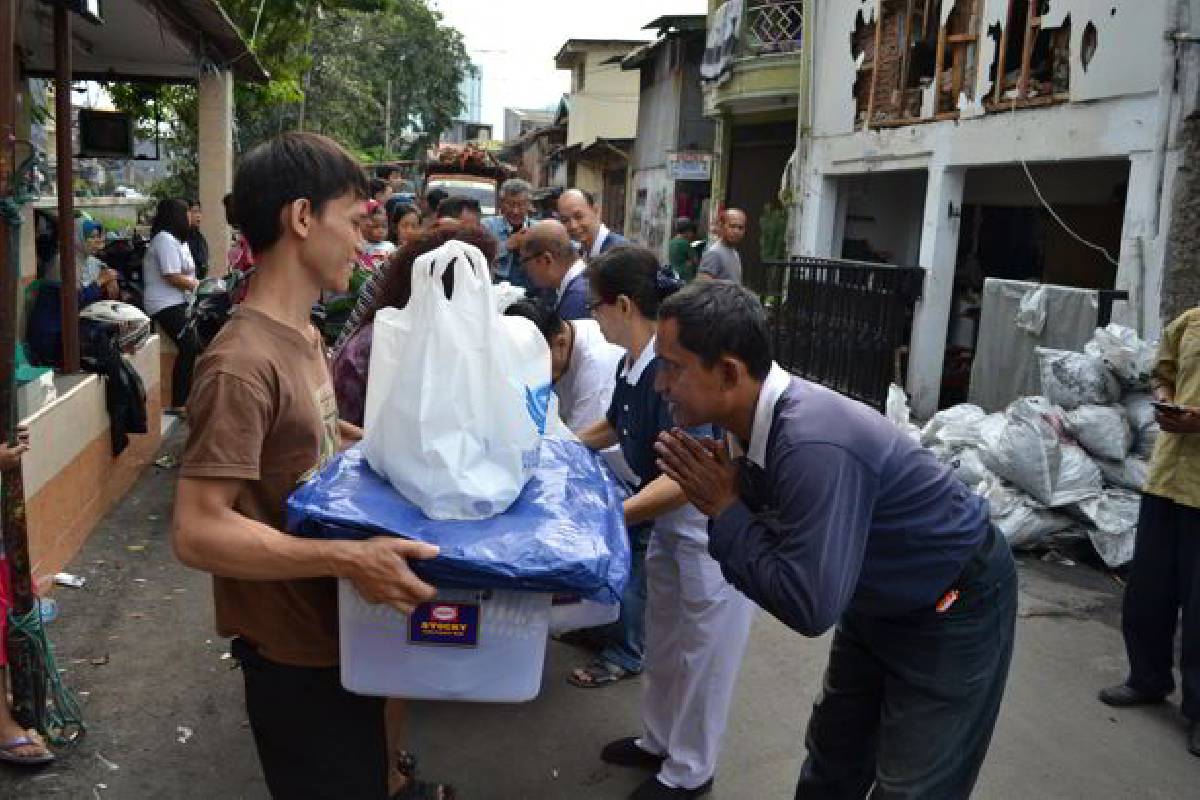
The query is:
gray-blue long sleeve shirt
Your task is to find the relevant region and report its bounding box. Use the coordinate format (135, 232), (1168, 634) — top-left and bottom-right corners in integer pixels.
(708, 372), (989, 637)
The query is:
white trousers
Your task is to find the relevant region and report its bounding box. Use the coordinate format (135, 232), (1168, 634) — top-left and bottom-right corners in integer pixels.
(637, 528), (755, 789)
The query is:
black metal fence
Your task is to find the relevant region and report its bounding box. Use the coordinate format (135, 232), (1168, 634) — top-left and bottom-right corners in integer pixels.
(749, 258), (926, 410)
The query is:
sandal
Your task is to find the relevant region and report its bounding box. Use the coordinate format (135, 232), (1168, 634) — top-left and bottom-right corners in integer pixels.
(392, 751), (455, 800)
(0, 735), (55, 766)
(568, 659), (635, 688)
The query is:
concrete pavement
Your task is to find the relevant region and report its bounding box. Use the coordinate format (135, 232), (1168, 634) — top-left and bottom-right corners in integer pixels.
(1, 433), (1197, 798)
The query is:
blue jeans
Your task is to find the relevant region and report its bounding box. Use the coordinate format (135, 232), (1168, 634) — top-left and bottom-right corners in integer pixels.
(797, 526), (1017, 799)
(595, 523), (650, 674)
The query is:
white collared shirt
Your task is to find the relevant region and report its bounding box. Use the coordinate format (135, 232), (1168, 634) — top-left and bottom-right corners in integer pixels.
(557, 258), (587, 304)
(589, 224), (612, 259)
(620, 334), (657, 386)
(730, 362), (792, 467)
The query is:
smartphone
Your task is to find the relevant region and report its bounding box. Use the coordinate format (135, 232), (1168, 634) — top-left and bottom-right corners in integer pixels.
(1151, 401), (1189, 416)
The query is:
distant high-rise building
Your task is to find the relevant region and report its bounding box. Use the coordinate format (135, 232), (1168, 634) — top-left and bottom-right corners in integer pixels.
(459, 64), (482, 123)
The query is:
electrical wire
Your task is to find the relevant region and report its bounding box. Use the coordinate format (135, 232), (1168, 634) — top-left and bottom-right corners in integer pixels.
(8, 605), (85, 746)
(1010, 97), (1120, 267)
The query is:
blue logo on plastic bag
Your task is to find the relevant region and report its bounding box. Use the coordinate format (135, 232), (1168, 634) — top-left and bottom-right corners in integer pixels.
(525, 383), (553, 434)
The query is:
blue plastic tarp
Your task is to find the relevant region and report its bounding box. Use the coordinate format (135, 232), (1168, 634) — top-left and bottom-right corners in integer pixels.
(286, 438), (630, 603)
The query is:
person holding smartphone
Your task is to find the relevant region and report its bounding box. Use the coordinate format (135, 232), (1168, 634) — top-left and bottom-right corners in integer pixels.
(1100, 306), (1200, 758)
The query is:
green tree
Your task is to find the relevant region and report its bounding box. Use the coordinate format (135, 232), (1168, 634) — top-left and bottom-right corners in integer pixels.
(108, 0), (469, 197)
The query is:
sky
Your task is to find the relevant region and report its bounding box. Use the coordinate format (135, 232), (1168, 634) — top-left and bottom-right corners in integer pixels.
(431, 0), (707, 136)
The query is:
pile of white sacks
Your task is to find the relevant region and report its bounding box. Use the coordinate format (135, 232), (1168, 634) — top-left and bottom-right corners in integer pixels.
(889, 324), (1160, 569)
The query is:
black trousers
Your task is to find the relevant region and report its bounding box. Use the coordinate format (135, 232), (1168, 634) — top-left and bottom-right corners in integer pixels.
(151, 302), (199, 408)
(233, 638), (389, 799)
(796, 527), (1017, 800)
(1121, 493), (1200, 720)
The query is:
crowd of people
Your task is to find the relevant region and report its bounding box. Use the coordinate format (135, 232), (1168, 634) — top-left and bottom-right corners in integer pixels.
(3, 127), (1199, 799)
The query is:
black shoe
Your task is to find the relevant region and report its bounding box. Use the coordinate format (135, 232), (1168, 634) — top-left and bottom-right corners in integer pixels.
(1188, 723), (1200, 758)
(1098, 684), (1167, 708)
(629, 775), (714, 800)
(601, 737), (665, 770)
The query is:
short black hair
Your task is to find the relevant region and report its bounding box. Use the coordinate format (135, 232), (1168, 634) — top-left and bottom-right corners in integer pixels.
(504, 298), (564, 344)
(189, 199), (202, 210)
(586, 245), (682, 320)
(387, 201), (419, 242)
(232, 132), (368, 255)
(151, 198), (190, 241)
(673, 217), (696, 236)
(425, 187), (449, 213)
(368, 177), (389, 198)
(436, 196), (482, 220)
(659, 282), (773, 380)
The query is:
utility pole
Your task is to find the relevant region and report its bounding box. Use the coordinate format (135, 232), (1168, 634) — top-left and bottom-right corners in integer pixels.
(1160, 8), (1200, 327)
(385, 79), (392, 155)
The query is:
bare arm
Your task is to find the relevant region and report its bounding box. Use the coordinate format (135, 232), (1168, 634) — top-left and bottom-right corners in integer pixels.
(164, 273), (199, 292)
(338, 419), (364, 449)
(577, 419), (619, 451)
(624, 473), (687, 528)
(173, 476), (438, 612)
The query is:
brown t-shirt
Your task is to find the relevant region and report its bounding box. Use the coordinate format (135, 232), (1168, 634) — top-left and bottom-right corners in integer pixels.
(181, 306), (342, 667)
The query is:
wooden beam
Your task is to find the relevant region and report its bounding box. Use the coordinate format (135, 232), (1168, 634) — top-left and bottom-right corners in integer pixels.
(865, 0), (886, 129)
(947, 33), (978, 43)
(992, 0), (1013, 104)
(932, 15), (947, 116)
(1016, 0), (1038, 101)
(54, 3), (79, 374)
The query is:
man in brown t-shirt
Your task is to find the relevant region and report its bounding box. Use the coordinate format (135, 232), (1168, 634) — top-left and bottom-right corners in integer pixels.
(172, 132), (438, 799)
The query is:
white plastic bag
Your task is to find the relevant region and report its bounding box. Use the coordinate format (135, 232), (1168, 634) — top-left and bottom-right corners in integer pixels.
(1123, 392), (1161, 459)
(1084, 324), (1157, 390)
(886, 384), (921, 441)
(1064, 404), (1132, 462)
(920, 404), (987, 449)
(1071, 488), (1141, 568)
(1015, 287), (1048, 335)
(979, 411), (1061, 506)
(1036, 348), (1121, 409)
(1097, 457), (1149, 492)
(362, 240), (551, 520)
(984, 481), (1074, 549)
(949, 447), (994, 489)
(1051, 444), (1105, 507)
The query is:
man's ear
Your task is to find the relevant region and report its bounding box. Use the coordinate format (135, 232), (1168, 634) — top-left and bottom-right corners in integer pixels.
(283, 198), (313, 241)
(719, 356), (743, 391)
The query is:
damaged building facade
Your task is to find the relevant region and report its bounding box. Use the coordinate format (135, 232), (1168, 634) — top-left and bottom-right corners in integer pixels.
(790, 0), (1200, 417)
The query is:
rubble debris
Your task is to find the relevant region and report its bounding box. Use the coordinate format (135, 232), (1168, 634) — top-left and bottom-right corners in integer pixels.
(890, 322), (1159, 568)
(54, 572), (87, 589)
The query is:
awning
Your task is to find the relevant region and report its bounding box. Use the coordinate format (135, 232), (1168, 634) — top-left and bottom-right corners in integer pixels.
(19, 0), (268, 83)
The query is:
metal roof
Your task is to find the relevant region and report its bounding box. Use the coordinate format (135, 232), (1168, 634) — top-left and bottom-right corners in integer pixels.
(19, 0), (268, 84)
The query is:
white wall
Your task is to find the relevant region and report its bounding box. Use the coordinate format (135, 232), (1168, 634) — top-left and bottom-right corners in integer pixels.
(627, 167), (674, 262)
(840, 171), (928, 266)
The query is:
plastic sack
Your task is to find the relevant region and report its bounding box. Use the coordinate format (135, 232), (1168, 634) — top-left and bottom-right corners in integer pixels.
(287, 439), (630, 602)
(1064, 404), (1132, 462)
(920, 404), (987, 449)
(984, 481), (1074, 549)
(1015, 286), (1048, 335)
(886, 384), (921, 441)
(1097, 456), (1149, 492)
(1052, 444), (1105, 507)
(949, 448), (994, 489)
(493, 281), (527, 313)
(1084, 324), (1157, 390)
(1036, 347), (1121, 410)
(979, 410), (1061, 505)
(1124, 393), (1161, 459)
(1071, 488), (1141, 568)
(362, 241), (551, 520)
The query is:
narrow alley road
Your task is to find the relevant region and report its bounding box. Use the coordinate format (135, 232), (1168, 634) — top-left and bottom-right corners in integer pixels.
(1, 432), (1197, 799)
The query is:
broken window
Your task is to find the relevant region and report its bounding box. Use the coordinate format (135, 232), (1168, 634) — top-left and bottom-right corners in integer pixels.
(987, 0), (1071, 108)
(854, 0), (984, 128)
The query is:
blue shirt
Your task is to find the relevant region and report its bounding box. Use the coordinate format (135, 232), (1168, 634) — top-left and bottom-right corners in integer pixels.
(557, 273), (590, 321)
(709, 370), (989, 636)
(483, 215), (532, 288)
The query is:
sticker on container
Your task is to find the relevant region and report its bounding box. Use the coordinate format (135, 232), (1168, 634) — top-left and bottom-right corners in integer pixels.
(408, 601), (480, 648)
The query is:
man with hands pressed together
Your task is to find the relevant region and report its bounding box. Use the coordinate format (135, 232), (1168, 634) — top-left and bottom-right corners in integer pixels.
(652, 281), (1017, 800)
(1100, 305), (1200, 758)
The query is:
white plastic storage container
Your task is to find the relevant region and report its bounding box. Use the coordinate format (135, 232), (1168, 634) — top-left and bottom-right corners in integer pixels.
(549, 595), (620, 635)
(337, 581), (552, 702)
